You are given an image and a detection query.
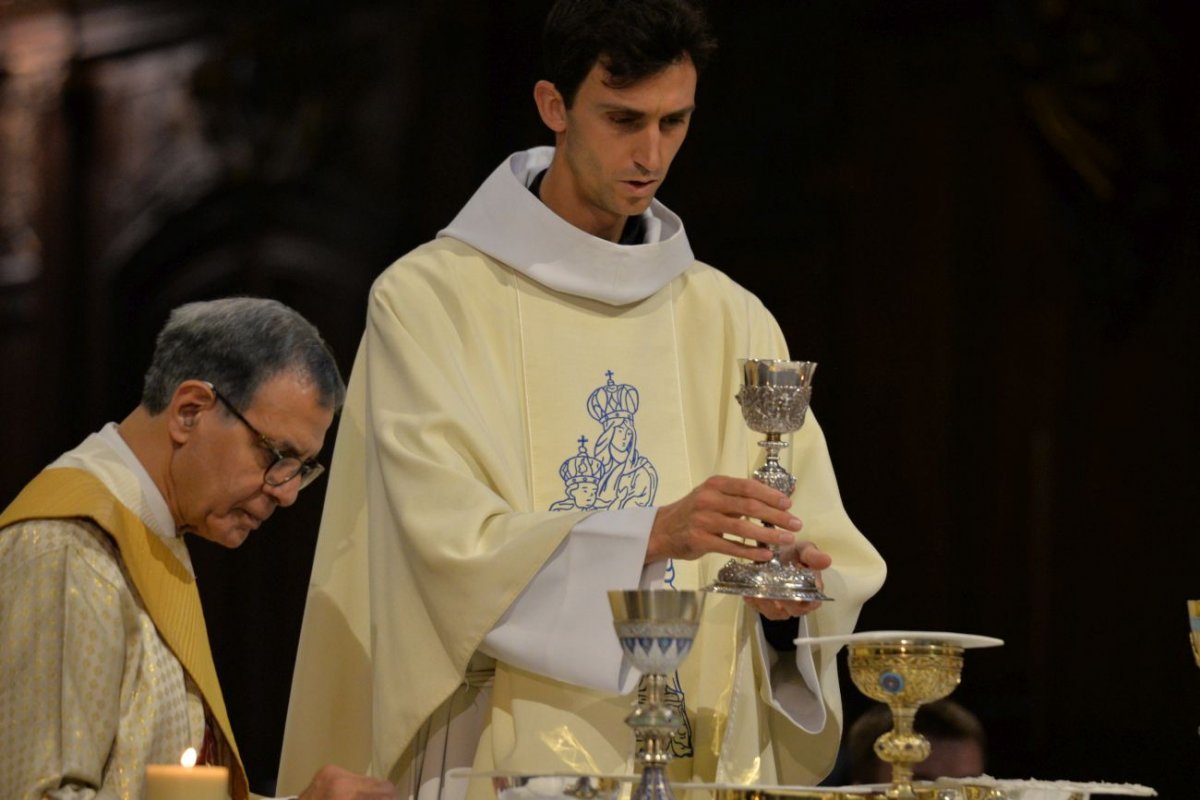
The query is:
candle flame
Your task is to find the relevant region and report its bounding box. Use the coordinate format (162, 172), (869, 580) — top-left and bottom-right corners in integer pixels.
(180, 747), (198, 768)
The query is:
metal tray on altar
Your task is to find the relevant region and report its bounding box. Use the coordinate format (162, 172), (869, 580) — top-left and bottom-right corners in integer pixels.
(673, 778), (1156, 800)
(447, 771), (1155, 800)
(448, 771), (632, 800)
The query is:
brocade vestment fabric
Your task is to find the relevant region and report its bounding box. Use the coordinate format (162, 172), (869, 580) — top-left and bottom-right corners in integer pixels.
(277, 148), (886, 797)
(0, 438), (248, 800)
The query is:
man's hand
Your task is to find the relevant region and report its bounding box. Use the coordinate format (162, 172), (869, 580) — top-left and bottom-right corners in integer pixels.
(298, 765), (397, 800)
(646, 475), (802, 564)
(746, 541), (832, 620)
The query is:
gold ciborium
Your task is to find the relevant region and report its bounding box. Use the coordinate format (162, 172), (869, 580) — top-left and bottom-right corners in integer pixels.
(836, 633), (1001, 800)
(609, 590), (705, 800)
(848, 640), (962, 800)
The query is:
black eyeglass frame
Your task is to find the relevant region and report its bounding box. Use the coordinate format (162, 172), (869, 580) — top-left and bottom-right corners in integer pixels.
(205, 382), (325, 490)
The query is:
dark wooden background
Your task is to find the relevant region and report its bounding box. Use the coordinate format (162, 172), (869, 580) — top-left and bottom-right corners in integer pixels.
(2, 0), (1197, 796)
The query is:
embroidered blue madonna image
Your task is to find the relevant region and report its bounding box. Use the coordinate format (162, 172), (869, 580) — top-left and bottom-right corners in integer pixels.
(549, 371), (659, 512)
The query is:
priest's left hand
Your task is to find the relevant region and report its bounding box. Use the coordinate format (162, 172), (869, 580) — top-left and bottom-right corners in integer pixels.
(744, 541), (831, 620)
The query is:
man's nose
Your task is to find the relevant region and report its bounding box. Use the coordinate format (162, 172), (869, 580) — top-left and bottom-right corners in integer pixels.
(263, 477), (301, 508)
(632, 125), (663, 173)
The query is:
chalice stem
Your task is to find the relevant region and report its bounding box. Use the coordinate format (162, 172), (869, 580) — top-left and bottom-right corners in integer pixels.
(641, 730), (671, 765)
(753, 433), (794, 558)
(892, 703), (917, 736)
(632, 764), (671, 800)
(633, 675), (675, 800)
(642, 673), (666, 711)
(880, 705), (921, 800)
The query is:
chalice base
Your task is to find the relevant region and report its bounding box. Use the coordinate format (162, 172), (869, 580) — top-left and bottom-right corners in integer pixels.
(705, 558), (832, 602)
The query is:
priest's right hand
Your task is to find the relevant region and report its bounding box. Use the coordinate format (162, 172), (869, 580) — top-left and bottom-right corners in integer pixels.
(645, 475), (801, 564)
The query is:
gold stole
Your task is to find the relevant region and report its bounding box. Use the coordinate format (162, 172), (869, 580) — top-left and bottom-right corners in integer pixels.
(514, 276), (740, 782)
(0, 467), (250, 800)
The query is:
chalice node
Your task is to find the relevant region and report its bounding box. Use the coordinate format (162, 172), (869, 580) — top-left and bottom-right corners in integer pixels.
(609, 590), (705, 800)
(705, 359), (830, 602)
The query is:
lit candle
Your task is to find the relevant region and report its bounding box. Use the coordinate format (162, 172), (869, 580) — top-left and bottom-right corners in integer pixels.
(145, 748), (229, 800)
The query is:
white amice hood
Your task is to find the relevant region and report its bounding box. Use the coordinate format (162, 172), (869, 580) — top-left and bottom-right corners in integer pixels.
(439, 146), (695, 306)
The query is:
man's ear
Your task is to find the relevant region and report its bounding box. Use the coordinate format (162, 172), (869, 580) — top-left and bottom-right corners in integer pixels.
(534, 80), (568, 134)
(167, 380), (216, 444)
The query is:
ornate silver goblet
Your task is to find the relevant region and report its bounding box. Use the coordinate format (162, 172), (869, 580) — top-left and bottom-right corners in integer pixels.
(705, 359), (831, 602)
(608, 590), (705, 800)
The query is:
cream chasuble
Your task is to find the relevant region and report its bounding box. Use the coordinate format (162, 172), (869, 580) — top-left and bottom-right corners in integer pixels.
(278, 148), (886, 797)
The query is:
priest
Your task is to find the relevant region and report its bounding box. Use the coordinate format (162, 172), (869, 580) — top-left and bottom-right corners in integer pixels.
(278, 2), (886, 798)
(0, 298), (395, 800)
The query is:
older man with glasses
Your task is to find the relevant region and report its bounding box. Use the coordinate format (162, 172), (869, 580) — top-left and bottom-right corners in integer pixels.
(0, 297), (395, 800)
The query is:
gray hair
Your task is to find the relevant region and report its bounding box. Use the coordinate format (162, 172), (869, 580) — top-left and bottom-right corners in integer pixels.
(141, 297), (346, 414)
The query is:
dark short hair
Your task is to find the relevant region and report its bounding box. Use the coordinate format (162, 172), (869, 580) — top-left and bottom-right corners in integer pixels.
(543, 0), (717, 108)
(847, 699), (987, 784)
(141, 297), (346, 414)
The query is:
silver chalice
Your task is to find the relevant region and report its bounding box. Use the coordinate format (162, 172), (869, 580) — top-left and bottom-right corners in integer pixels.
(705, 359), (831, 602)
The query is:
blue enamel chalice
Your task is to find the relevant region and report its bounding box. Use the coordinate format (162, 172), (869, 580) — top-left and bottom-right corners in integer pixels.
(608, 590), (705, 800)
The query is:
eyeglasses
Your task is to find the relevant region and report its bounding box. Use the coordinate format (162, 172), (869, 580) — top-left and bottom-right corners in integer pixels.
(207, 383), (325, 490)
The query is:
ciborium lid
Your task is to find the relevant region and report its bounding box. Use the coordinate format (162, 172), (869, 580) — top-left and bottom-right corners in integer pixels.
(793, 630), (1004, 650)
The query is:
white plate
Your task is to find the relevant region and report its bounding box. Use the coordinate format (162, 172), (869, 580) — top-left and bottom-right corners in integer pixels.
(793, 629), (1004, 649)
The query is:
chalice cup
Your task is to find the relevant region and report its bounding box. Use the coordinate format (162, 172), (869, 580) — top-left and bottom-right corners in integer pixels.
(609, 590), (705, 800)
(848, 640), (964, 800)
(705, 359), (830, 602)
